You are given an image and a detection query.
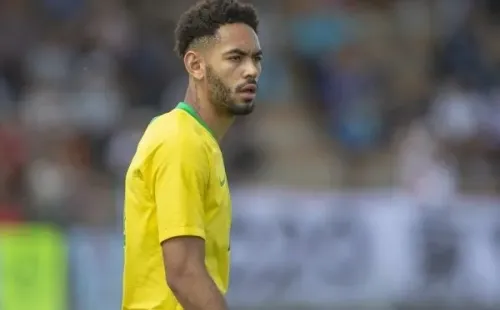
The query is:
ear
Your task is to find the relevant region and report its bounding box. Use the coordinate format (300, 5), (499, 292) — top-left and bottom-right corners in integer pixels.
(184, 50), (205, 80)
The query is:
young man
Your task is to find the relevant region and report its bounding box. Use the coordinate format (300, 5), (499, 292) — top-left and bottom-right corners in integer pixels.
(121, 1), (262, 309)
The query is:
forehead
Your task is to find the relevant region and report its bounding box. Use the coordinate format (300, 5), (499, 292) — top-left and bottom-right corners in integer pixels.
(213, 23), (260, 53)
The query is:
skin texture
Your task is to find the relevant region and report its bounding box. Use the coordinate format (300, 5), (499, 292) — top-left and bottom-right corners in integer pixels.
(161, 22), (262, 310)
(202, 23), (262, 116)
(183, 23), (263, 139)
(163, 236), (226, 310)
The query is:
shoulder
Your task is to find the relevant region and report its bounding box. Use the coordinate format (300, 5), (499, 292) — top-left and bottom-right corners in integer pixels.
(128, 110), (213, 188)
(138, 111), (208, 166)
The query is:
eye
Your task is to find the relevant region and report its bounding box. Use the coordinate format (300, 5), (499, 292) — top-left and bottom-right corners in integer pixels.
(228, 55), (242, 62)
(254, 55), (263, 62)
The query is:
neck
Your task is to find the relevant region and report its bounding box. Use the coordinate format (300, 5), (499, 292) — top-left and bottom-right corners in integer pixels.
(184, 82), (234, 141)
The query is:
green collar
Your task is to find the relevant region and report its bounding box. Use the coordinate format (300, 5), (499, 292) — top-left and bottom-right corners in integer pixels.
(175, 102), (216, 140)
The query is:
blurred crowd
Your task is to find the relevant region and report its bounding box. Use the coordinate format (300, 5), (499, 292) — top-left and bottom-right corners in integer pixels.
(0, 0), (499, 225)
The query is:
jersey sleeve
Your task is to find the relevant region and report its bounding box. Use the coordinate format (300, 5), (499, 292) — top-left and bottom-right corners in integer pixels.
(150, 135), (208, 243)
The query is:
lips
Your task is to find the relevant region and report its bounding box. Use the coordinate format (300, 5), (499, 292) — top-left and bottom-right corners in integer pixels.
(238, 83), (257, 101)
(239, 92), (256, 101)
(240, 84), (257, 93)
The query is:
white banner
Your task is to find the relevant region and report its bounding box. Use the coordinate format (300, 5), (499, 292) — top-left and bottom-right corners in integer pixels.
(227, 189), (500, 307)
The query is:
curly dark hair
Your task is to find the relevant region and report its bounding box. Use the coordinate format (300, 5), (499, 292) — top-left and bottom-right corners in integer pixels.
(174, 0), (259, 58)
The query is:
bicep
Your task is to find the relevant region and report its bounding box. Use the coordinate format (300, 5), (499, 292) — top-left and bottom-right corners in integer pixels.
(161, 236), (206, 280)
(152, 139), (208, 243)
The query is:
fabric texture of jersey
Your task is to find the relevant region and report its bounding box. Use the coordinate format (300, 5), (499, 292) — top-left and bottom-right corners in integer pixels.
(122, 102), (231, 310)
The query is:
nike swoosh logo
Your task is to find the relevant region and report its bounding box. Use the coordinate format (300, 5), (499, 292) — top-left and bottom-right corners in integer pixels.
(219, 177), (226, 186)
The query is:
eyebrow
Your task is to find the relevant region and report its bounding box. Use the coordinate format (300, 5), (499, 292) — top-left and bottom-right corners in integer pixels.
(223, 48), (263, 57)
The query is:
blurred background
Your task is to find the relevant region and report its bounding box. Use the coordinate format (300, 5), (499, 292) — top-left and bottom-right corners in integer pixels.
(0, 0), (499, 309)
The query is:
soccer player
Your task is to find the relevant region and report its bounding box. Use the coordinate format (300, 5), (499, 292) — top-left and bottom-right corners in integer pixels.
(121, 0), (262, 309)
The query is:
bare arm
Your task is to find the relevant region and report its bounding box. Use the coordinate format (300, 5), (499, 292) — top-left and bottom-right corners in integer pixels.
(162, 236), (228, 310)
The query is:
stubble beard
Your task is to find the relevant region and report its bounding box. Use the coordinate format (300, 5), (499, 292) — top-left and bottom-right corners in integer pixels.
(206, 66), (254, 116)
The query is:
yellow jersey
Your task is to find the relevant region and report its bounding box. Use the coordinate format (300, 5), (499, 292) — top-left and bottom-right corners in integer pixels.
(122, 102), (232, 310)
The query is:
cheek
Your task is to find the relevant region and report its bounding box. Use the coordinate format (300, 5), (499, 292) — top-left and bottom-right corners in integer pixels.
(214, 76), (234, 95)
(220, 74), (238, 91)
(217, 61), (239, 76)
(257, 64), (263, 76)
(221, 69), (238, 83)
(209, 63), (238, 90)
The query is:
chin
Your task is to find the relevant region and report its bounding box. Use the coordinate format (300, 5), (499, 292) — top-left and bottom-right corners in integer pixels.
(228, 101), (255, 116)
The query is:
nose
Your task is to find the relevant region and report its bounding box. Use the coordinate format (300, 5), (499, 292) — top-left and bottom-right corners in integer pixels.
(243, 60), (260, 80)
